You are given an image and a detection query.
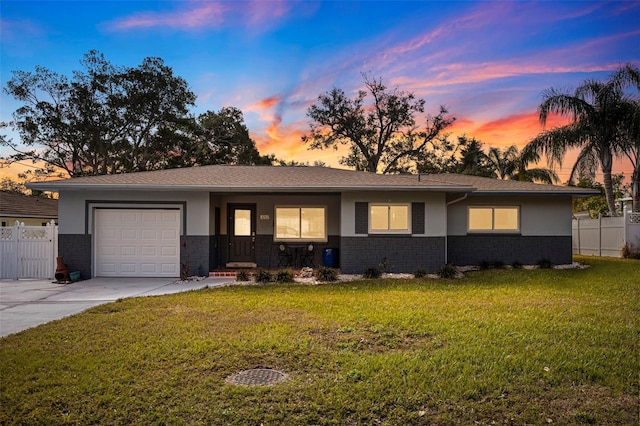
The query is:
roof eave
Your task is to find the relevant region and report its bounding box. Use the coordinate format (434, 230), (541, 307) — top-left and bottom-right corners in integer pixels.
(471, 190), (600, 196)
(26, 183), (474, 192)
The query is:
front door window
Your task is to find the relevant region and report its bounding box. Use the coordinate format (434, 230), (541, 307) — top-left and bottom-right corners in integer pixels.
(234, 209), (252, 236)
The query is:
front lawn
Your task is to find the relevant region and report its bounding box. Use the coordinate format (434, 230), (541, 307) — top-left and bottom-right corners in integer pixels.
(1, 257), (638, 425)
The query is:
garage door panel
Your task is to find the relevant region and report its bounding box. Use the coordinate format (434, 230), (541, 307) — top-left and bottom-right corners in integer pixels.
(162, 264), (178, 274)
(141, 263), (157, 273)
(120, 246), (137, 256)
(142, 212), (159, 223)
(141, 246), (157, 256)
(95, 209), (180, 277)
(141, 229), (157, 240)
(161, 229), (178, 240)
(120, 263), (137, 274)
(161, 246), (178, 257)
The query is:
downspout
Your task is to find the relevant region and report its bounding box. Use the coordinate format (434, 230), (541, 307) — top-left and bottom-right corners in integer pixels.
(444, 193), (469, 264)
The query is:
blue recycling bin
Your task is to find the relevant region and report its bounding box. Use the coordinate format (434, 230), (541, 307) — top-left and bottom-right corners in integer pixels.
(322, 248), (338, 268)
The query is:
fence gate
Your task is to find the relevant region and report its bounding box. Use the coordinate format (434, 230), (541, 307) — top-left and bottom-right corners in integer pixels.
(0, 221), (58, 279)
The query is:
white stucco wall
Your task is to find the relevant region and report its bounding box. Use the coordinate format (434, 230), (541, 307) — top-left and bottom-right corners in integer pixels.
(58, 190), (210, 235)
(340, 191), (447, 237)
(446, 195), (573, 236)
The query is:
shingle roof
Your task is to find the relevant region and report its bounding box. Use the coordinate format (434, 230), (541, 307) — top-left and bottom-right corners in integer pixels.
(425, 173), (599, 195)
(26, 165), (471, 192)
(26, 165), (598, 195)
(0, 191), (59, 219)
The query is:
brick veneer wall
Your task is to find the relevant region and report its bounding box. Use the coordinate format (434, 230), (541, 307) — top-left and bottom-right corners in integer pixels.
(341, 236), (446, 274)
(181, 235), (210, 276)
(58, 234), (92, 280)
(447, 235), (572, 266)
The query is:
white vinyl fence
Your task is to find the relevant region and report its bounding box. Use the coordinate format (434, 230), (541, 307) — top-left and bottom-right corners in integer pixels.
(572, 210), (640, 257)
(0, 221), (58, 279)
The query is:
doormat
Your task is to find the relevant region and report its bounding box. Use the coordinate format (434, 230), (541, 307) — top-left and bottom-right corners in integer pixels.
(225, 368), (289, 386)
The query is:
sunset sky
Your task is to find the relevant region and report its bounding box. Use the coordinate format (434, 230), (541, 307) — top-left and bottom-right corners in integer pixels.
(1, 1), (639, 182)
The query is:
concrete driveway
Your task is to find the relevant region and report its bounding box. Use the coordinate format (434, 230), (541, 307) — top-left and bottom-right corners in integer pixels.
(0, 277), (234, 338)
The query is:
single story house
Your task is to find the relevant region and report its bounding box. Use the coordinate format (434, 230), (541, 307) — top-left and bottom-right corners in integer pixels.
(0, 191), (58, 227)
(27, 165), (597, 279)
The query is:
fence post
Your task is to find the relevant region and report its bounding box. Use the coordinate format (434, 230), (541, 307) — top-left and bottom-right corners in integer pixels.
(623, 208), (629, 247)
(598, 214), (602, 257)
(13, 221), (21, 280)
(576, 218), (581, 255)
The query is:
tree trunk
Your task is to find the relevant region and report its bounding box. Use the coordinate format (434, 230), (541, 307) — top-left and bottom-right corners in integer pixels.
(600, 150), (618, 216)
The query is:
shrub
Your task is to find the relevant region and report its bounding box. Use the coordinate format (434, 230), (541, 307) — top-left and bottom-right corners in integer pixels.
(275, 269), (295, 283)
(316, 267), (338, 282)
(479, 260), (491, 270)
(492, 260), (505, 269)
(254, 269), (273, 283)
(537, 258), (553, 269)
(621, 242), (640, 259)
(378, 258), (393, 274)
(414, 268), (428, 278)
(511, 261), (523, 269)
(236, 270), (250, 282)
(362, 267), (381, 279)
(437, 263), (458, 279)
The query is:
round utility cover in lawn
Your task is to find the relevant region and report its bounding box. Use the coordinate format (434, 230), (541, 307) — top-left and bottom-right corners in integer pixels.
(225, 368), (289, 386)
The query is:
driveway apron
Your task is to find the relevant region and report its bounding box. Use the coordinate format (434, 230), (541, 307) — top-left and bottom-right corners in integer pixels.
(0, 277), (233, 337)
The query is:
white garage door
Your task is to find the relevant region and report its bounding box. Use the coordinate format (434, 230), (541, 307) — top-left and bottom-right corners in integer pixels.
(95, 209), (180, 277)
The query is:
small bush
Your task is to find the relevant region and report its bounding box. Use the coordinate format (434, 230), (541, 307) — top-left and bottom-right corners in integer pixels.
(378, 258), (393, 274)
(511, 261), (523, 269)
(621, 242), (640, 259)
(236, 270), (250, 282)
(492, 260), (505, 269)
(254, 269), (273, 283)
(275, 269), (295, 283)
(362, 267), (381, 279)
(479, 260), (491, 270)
(316, 267), (338, 282)
(414, 268), (428, 278)
(437, 263), (458, 279)
(537, 258), (553, 269)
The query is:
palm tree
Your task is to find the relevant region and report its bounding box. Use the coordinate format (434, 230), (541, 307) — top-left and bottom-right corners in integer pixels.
(611, 64), (640, 211)
(487, 145), (558, 184)
(526, 64), (638, 215)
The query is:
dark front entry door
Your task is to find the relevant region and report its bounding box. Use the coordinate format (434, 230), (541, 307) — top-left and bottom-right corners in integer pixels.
(228, 204), (256, 264)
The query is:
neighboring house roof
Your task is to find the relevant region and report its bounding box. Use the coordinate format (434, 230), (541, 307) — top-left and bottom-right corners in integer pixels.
(26, 165), (598, 196)
(0, 191), (59, 219)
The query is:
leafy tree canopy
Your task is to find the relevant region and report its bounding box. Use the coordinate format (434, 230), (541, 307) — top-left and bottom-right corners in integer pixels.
(303, 74), (455, 174)
(2, 51), (273, 178)
(572, 174), (629, 218)
(417, 135), (493, 177)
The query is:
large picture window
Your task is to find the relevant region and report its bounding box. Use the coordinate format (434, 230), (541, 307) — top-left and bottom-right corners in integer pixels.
(369, 204), (410, 233)
(468, 206), (519, 232)
(275, 207), (326, 241)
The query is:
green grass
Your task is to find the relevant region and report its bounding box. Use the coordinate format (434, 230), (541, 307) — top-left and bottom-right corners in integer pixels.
(1, 256), (638, 425)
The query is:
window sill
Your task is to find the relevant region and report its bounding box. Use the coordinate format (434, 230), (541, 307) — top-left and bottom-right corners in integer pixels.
(466, 231), (521, 236)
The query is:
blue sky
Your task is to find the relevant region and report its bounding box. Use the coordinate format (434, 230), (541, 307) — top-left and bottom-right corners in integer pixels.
(1, 0), (639, 180)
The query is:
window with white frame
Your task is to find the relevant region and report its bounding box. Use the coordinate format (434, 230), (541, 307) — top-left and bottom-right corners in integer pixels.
(369, 203), (410, 233)
(468, 206), (519, 232)
(275, 207), (326, 241)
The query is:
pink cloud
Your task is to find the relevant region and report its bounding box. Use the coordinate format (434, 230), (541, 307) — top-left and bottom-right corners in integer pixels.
(106, 0), (296, 32)
(108, 2), (228, 30)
